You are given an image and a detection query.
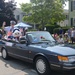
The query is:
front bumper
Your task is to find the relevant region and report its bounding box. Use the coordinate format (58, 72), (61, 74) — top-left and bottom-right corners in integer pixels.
(50, 62), (75, 71)
(63, 63), (75, 70)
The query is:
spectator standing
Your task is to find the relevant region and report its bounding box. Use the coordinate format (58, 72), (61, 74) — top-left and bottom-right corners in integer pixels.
(59, 27), (63, 35)
(67, 28), (72, 43)
(64, 32), (68, 43)
(71, 27), (75, 44)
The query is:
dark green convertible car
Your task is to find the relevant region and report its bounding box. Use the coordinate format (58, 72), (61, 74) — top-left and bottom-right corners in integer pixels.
(0, 31), (75, 75)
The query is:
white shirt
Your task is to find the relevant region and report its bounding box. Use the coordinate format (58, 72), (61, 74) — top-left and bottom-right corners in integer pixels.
(71, 30), (75, 37)
(4, 26), (14, 32)
(58, 38), (64, 43)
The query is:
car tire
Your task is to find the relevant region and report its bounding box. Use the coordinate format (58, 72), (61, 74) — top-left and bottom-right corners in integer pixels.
(2, 49), (9, 60)
(35, 56), (50, 75)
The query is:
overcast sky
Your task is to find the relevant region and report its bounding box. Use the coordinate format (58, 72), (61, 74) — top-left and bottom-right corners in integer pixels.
(5, 0), (68, 9)
(5, 0), (30, 8)
(15, 0), (30, 7)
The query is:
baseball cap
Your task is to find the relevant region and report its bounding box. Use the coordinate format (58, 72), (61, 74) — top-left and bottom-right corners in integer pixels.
(10, 20), (16, 25)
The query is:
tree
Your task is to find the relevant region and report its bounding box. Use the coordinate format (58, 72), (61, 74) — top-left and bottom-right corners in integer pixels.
(0, 0), (5, 13)
(4, 0), (16, 19)
(21, 0), (68, 30)
(0, 0), (16, 26)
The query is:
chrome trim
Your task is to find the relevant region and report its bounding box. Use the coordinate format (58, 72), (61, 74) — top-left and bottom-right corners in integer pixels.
(51, 64), (60, 67)
(8, 52), (33, 61)
(63, 67), (75, 69)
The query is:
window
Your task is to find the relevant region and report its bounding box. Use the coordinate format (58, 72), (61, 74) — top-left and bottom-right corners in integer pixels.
(73, 18), (75, 26)
(73, 1), (75, 10)
(16, 15), (20, 20)
(71, 18), (73, 26)
(71, 1), (75, 11)
(66, 15), (68, 19)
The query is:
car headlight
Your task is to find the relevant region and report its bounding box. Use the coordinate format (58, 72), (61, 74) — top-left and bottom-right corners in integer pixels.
(58, 56), (75, 63)
(68, 56), (75, 62)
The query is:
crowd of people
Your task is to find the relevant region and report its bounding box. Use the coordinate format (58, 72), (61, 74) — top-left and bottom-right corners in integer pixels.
(53, 27), (75, 44)
(0, 20), (75, 44)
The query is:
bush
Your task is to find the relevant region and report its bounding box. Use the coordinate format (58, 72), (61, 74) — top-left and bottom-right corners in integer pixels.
(62, 28), (69, 33)
(45, 24), (60, 34)
(53, 26), (71, 34)
(53, 28), (60, 34)
(29, 29), (37, 31)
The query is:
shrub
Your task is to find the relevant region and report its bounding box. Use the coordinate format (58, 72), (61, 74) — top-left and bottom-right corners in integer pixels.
(45, 24), (60, 34)
(53, 26), (71, 34)
(29, 29), (37, 31)
(53, 28), (60, 34)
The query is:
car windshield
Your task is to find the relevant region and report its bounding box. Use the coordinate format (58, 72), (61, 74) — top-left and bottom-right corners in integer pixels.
(27, 31), (55, 44)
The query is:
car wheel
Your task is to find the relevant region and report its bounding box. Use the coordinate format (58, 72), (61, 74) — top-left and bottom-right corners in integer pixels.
(2, 49), (9, 59)
(35, 56), (50, 75)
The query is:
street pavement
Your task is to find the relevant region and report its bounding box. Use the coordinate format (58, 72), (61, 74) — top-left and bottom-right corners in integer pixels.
(0, 53), (75, 75)
(0, 53), (38, 75)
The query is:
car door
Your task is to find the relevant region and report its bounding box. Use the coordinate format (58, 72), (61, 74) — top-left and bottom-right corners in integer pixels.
(11, 43), (29, 60)
(5, 39), (29, 59)
(5, 41), (15, 54)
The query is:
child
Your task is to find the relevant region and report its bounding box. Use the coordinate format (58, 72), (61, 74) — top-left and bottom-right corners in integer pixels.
(57, 35), (64, 44)
(64, 32), (68, 43)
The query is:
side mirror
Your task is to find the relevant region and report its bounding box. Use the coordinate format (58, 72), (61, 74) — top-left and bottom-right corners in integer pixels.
(19, 37), (27, 44)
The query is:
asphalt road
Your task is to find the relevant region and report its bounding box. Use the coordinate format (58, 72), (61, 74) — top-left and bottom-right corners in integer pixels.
(0, 53), (38, 75)
(0, 53), (75, 75)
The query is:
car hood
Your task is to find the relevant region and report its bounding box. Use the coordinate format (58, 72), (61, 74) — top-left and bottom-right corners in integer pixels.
(29, 44), (75, 56)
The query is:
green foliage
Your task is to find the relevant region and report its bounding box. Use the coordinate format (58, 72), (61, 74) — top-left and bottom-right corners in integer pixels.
(21, 0), (66, 30)
(0, 0), (16, 18)
(0, 0), (5, 13)
(20, 3), (32, 14)
(0, 0), (16, 27)
(53, 26), (71, 34)
(29, 29), (37, 31)
(53, 28), (60, 34)
(23, 16), (33, 23)
(45, 24), (60, 34)
(5, 0), (16, 18)
(62, 26), (71, 33)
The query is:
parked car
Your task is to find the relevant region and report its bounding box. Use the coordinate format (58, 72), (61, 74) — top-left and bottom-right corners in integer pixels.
(0, 31), (75, 75)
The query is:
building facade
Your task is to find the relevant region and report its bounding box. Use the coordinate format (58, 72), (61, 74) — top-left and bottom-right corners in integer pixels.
(14, 8), (26, 23)
(69, 0), (75, 26)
